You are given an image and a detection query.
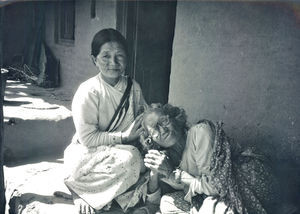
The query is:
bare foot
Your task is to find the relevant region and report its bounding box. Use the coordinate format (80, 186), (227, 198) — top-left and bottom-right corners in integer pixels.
(69, 188), (95, 214)
(102, 201), (112, 211)
(74, 197), (96, 214)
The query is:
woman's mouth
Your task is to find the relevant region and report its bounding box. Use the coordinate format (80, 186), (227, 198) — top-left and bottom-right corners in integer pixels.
(108, 69), (120, 72)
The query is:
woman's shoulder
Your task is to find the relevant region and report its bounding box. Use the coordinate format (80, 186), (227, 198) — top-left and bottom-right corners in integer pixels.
(188, 120), (215, 136)
(131, 78), (142, 90)
(77, 75), (100, 95)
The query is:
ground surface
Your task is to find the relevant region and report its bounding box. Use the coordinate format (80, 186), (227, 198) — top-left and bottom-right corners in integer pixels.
(4, 157), (131, 214)
(4, 158), (76, 214)
(2, 81), (124, 214)
(3, 80), (74, 162)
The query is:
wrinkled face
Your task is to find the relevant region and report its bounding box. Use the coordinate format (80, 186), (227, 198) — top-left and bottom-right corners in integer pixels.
(143, 111), (180, 148)
(94, 41), (127, 81)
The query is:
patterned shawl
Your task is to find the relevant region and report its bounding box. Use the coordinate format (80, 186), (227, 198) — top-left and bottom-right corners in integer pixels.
(208, 121), (278, 214)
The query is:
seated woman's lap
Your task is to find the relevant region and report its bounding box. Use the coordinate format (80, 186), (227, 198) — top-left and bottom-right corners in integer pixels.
(64, 144), (144, 210)
(160, 191), (234, 214)
(160, 191), (190, 214)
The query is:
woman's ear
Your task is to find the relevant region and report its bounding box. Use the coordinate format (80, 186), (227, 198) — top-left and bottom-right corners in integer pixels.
(91, 55), (97, 65)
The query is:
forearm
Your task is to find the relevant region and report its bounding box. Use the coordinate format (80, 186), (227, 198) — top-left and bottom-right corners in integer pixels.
(178, 170), (195, 187)
(160, 169), (191, 190)
(78, 129), (123, 147)
(148, 171), (159, 193)
(146, 171), (161, 205)
(172, 169), (218, 200)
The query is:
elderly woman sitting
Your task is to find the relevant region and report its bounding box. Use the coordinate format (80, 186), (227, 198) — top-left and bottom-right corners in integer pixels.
(141, 103), (279, 214)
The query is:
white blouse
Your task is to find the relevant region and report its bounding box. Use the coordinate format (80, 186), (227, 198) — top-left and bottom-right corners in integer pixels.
(71, 74), (147, 147)
(180, 123), (219, 202)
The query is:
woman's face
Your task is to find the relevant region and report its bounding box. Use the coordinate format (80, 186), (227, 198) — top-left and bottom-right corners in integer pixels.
(94, 41), (127, 82)
(143, 111), (180, 148)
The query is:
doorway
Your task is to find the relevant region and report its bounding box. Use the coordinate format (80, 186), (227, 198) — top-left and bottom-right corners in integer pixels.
(117, 0), (177, 104)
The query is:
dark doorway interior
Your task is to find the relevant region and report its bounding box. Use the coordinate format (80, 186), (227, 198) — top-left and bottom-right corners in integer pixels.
(117, 1), (177, 104)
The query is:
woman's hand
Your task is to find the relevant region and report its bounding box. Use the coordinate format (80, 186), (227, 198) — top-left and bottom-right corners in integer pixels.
(144, 150), (173, 177)
(122, 114), (144, 143)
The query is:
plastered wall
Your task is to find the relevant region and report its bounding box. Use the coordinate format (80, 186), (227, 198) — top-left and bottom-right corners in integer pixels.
(45, 0), (117, 97)
(169, 2), (300, 161)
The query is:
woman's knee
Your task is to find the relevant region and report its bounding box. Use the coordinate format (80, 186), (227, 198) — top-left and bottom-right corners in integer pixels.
(160, 194), (175, 214)
(160, 193), (189, 214)
(114, 145), (143, 170)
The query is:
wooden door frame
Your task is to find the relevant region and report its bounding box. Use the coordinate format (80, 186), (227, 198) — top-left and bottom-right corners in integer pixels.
(0, 7), (5, 214)
(116, 0), (139, 79)
(116, 1), (177, 104)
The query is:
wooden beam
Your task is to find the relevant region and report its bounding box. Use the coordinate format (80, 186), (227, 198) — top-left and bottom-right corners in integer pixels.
(0, 7), (5, 214)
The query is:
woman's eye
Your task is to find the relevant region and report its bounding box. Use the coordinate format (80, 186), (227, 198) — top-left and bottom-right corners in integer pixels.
(159, 117), (170, 127)
(116, 55), (125, 61)
(159, 125), (169, 134)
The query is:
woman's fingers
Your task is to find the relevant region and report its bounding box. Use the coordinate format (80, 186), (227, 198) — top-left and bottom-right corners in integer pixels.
(128, 116), (143, 135)
(144, 160), (170, 176)
(87, 206), (91, 214)
(144, 153), (166, 171)
(147, 149), (162, 155)
(146, 151), (166, 160)
(135, 113), (144, 121)
(80, 203), (86, 214)
(88, 206), (94, 214)
(144, 156), (157, 164)
(144, 162), (158, 172)
(144, 150), (173, 177)
(135, 127), (144, 135)
(145, 154), (162, 163)
(134, 114), (144, 125)
(76, 199), (94, 214)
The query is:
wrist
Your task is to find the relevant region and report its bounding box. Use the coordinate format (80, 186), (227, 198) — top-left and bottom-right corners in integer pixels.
(164, 169), (174, 181)
(121, 133), (128, 144)
(150, 170), (159, 177)
(174, 169), (183, 183)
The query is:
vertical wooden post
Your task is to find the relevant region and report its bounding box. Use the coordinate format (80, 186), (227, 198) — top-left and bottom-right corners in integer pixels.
(0, 6), (5, 214)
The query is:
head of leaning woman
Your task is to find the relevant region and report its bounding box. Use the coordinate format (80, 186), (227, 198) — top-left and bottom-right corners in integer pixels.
(91, 28), (128, 86)
(141, 103), (189, 167)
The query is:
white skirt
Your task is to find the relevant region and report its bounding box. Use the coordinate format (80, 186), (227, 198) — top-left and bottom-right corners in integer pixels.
(64, 142), (143, 210)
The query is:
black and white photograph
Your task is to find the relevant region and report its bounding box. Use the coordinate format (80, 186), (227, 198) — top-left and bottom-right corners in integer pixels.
(0, 0), (299, 214)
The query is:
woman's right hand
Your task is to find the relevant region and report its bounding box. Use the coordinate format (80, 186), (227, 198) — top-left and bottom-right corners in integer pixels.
(144, 150), (173, 177)
(122, 114), (144, 143)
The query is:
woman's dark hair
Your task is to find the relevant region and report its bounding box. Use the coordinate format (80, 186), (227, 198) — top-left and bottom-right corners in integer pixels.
(91, 28), (128, 57)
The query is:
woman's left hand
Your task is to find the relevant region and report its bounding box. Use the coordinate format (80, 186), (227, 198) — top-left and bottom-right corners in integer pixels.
(122, 114), (144, 143)
(144, 150), (173, 177)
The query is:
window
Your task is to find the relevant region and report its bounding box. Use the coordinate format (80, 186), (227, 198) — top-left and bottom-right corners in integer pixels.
(55, 0), (75, 44)
(91, 0), (96, 19)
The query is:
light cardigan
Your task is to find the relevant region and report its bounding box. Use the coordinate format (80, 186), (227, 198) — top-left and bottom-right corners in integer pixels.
(180, 123), (219, 202)
(64, 74), (147, 210)
(158, 123), (219, 203)
(72, 74), (147, 147)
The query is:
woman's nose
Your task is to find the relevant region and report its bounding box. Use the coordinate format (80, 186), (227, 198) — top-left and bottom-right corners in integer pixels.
(108, 56), (118, 65)
(150, 129), (159, 139)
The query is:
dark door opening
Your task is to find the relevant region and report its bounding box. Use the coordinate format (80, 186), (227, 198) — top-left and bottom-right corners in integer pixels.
(117, 0), (177, 104)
